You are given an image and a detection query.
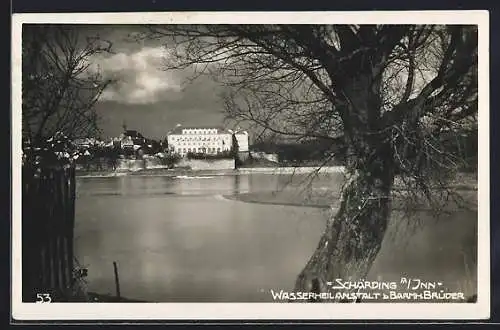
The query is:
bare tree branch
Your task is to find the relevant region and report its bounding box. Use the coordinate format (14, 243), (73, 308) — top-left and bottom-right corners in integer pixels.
(22, 25), (114, 142)
(137, 24), (478, 299)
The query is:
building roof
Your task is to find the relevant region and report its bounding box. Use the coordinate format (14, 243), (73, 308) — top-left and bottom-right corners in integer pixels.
(168, 125), (228, 135)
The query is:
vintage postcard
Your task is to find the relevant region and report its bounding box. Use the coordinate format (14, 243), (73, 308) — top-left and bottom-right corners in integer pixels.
(11, 11), (489, 321)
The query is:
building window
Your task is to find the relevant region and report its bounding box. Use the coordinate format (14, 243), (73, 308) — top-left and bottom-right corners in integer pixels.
(217, 148), (221, 153)
(183, 148), (186, 153)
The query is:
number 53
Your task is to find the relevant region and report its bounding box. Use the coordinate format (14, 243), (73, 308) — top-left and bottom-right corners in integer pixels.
(36, 293), (52, 303)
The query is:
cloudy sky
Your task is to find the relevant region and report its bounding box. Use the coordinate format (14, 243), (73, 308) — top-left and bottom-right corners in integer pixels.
(81, 25), (227, 140)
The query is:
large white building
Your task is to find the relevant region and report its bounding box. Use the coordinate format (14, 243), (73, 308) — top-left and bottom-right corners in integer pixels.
(234, 130), (249, 152)
(167, 125), (249, 157)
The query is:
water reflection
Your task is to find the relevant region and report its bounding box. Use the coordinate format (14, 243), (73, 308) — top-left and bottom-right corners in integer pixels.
(77, 174), (254, 197)
(75, 174), (329, 302)
(74, 173), (477, 302)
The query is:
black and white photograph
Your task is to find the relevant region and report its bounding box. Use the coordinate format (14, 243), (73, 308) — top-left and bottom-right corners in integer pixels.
(11, 11), (489, 320)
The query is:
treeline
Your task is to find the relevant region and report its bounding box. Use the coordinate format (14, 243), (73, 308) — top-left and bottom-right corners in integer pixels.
(250, 131), (477, 171)
(250, 137), (347, 166)
(73, 145), (121, 171)
(73, 139), (167, 171)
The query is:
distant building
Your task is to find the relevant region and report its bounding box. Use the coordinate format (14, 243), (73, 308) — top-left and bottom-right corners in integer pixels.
(119, 130), (146, 152)
(73, 138), (92, 149)
(166, 124), (248, 157)
(73, 137), (103, 149)
(232, 129), (250, 162)
(233, 130), (249, 152)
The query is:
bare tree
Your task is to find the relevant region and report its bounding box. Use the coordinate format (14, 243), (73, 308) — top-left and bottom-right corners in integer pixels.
(138, 24), (478, 298)
(22, 24), (114, 143)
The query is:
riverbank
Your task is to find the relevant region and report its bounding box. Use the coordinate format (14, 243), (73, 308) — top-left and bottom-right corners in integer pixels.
(76, 167), (236, 178)
(75, 165), (346, 178)
(224, 182), (478, 211)
(237, 166), (345, 174)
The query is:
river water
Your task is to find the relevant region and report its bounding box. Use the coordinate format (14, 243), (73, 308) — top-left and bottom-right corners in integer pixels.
(74, 173), (477, 302)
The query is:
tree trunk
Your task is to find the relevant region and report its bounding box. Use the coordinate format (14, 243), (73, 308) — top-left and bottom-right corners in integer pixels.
(294, 139), (395, 300)
(292, 50), (397, 300)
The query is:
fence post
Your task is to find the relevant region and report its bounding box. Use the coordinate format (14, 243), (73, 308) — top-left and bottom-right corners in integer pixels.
(22, 162), (77, 302)
(113, 261), (121, 300)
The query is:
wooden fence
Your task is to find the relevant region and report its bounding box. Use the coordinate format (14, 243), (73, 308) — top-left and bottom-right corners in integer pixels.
(22, 163), (76, 302)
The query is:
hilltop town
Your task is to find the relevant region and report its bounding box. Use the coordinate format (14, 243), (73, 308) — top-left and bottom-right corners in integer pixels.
(74, 125), (248, 160)
(66, 122), (356, 174)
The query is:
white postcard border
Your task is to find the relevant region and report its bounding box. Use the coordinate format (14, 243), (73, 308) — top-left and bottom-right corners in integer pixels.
(11, 10), (490, 321)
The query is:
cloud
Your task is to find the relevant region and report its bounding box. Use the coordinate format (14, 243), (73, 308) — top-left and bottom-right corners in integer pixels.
(90, 46), (185, 105)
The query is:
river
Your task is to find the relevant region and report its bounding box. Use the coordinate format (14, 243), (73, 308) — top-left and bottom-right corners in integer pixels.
(74, 173), (477, 302)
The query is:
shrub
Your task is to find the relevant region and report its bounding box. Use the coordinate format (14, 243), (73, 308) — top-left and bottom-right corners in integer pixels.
(159, 153), (182, 168)
(186, 151), (233, 160)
